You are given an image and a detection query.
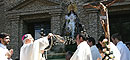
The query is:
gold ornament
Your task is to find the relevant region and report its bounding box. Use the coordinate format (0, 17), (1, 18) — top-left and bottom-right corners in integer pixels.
(67, 3), (77, 13)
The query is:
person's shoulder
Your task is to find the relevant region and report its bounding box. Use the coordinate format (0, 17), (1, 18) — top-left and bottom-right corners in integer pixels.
(117, 42), (127, 50)
(117, 43), (123, 48)
(80, 41), (88, 45)
(90, 46), (96, 50)
(80, 41), (90, 49)
(91, 45), (99, 51)
(0, 47), (2, 48)
(0, 47), (4, 54)
(0, 47), (4, 50)
(0, 47), (3, 50)
(117, 41), (123, 46)
(110, 42), (116, 47)
(91, 45), (96, 49)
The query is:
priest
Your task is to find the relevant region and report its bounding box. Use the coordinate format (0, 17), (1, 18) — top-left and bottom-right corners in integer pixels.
(111, 33), (130, 60)
(20, 33), (53, 60)
(70, 34), (92, 60)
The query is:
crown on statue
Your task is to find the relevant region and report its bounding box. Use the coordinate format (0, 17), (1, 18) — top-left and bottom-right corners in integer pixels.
(68, 3), (77, 13)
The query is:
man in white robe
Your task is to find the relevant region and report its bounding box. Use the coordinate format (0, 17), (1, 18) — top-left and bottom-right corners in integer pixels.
(87, 37), (102, 60)
(0, 33), (13, 60)
(111, 33), (130, 60)
(70, 34), (92, 60)
(99, 36), (121, 60)
(20, 33), (53, 60)
(109, 42), (121, 60)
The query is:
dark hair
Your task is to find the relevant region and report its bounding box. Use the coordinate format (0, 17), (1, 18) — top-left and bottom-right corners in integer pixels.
(111, 33), (122, 41)
(88, 37), (96, 45)
(0, 33), (9, 39)
(79, 33), (87, 41)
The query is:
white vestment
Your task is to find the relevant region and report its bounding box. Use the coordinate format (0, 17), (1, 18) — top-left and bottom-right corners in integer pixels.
(110, 42), (121, 60)
(116, 41), (130, 60)
(70, 41), (92, 60)
(91, 45), (102, 60)
(20, 36), (49, 60)
(0, 43), (12, 60)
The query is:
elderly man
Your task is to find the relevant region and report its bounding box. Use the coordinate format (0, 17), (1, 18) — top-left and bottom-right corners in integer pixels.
(70, 34), (92, 60)
(98, 35), (121, 60)
(111, 33), (130, 60)
(20, 33), (53, 60)
(0, 33), (13, 60)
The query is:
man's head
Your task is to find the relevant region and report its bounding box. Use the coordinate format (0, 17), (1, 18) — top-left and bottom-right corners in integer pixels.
(22, 34), (34, 44)
(75, 33), (87, 45)
(0, 33), (10, 45)
(111, 33), (122, 45)
(87, 37), (95, 47)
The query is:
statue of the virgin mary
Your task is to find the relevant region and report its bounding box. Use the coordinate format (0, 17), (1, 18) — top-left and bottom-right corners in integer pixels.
(62, 3), (83, 39)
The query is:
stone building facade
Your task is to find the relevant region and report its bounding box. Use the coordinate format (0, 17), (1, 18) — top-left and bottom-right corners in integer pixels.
(0, 0), (130, 59)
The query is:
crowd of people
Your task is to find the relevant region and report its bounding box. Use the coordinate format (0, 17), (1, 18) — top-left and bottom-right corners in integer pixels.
(0, 32), (130, 60)
(0, 32), (53, 60)
(66, 33), (130, 60)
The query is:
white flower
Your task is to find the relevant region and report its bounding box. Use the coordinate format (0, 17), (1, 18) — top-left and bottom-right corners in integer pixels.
(103, 39), (108, 43)
(103, 48), (107, 52)
(107, 45), (110, 48)
(105, 51), (110, 54)
(109, 54), (114, 59)
(105, 56), (109, 60)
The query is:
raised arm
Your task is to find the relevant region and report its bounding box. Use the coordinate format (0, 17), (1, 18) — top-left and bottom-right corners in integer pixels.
(36, 33), (54, 50)
(83, 2), (101, 10)
(106, 0), (117, 7)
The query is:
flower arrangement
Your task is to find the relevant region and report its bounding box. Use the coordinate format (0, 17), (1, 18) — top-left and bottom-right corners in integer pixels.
(102, 39), (115, 60)
(64, 36), (75, 45)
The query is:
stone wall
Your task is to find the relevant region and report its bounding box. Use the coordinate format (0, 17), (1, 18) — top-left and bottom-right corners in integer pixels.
(0, 0), (5, 33)
(0, 0), (130, 59)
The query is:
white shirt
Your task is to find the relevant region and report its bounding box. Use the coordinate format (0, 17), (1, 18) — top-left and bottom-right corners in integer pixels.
(0, 43), (12, 60)
(91, 45), (102, 60)
(70, 41), (92, 60)
(116, 41), (130, 60)
(110, 42), (121, 60)
(20, 37), (49, 60)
